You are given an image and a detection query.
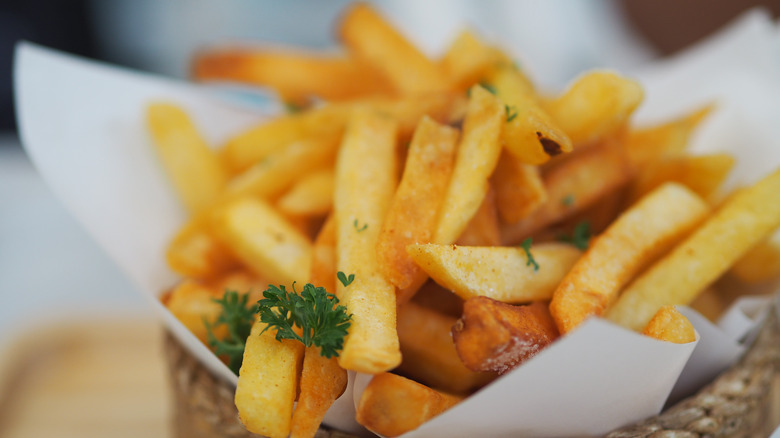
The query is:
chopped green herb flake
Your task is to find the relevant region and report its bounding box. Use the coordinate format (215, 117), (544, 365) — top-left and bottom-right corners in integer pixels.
(353, 219), (368, 232)
(558, 221), (591, 251)
(520, 238), (540, 272)
(505, 105), (518, 123)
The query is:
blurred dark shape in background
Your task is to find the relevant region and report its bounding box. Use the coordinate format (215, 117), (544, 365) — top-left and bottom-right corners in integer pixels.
(0, 0), (779, 142)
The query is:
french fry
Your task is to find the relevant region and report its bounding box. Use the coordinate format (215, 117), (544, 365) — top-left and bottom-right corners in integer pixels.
(376, 116), (458, 296)
(642, 305), (696, 344)
(210, 197), (312, 286)
(543, 71), (644, 146)
(730, 238), (780, 284)
(290, 346), (348, 438)
(411, 279), (464, 319)
(408, 242), (582, 304)
(235, 320), (304, 438)
(550, 183), (709, 334)
(500, 136), (634, 244)
(397, 302), (495, 394)
(310, 215), (337, 293)
(607, 166), (780, 331)
(339, 3), (447, 95)
(192, 48), (393, 102)
(452, 298), (559, 374)
(277, 168), (335, 217)
(491, 151), (547, 223)
(334, 111), (401, 373)
(628, 153), (735, 204)
(434, 85), (504, 244)
(456, 187), (501, 247)
(165, 279), (225, 345)
(440, 29), (508, 92)
(166, 214), (239, 279)
(366, 93), (465, 137)
(224, 135), (340, 200)
(356, 373), (463, 437)
(488, 65), (572, 164)
(147, 102), (228, 214)
(624, 104), (714, 168)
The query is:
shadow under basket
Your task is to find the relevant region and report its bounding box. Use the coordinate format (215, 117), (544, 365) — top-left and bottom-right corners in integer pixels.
(164, 306), (780, 438)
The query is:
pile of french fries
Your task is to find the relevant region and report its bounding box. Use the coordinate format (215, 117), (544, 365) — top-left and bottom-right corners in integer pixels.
(156, 4), (780, 437)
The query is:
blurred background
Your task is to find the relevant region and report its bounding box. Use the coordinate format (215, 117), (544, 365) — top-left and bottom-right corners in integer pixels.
(0, 1), (779, 436)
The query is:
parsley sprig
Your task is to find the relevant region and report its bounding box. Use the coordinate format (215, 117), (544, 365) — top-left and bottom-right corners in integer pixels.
(257, 283), (352, 358)
(559, 221), (591, 250)
(204, 290), (256, 375)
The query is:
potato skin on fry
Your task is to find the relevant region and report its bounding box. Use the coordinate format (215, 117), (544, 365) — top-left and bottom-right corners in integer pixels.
(452, 298), (559, 374)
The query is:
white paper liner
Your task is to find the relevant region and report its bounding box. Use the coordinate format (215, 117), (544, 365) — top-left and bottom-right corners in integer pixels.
(13, 9), (780, 437)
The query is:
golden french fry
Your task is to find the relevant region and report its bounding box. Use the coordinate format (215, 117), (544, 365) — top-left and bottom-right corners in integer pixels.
(376, 116), (458, 293)
(147, 102), (228, 214)
(397, 302), (495, 394)
(491, 151), (547, 223)
(334, 111), (401, 373)
(489, 65), (572, 164)
(625, 104), (714, 167)
(339, 3), (447, 94)
(210, 197), (312, 286)
(166, 214), (239, 279)
(165, 279), (225, 345)
(222, 105), (349, 173)
(310, 215), (337, 293)
(628, 153), (735, 204)
(224, 135), (340, 201)
(277, 168), (335, 217)
(192, 48), (393, 102)
(642, 305), (696, 344)
(366, 93), (465, 137)
(356, 373), (463, 437)
(607, 166), (780, 330)
(408, 242), (582, 304)
(435, 85), (504, 244)
(500, 136), (633, 244)
(440, 29), (508, 92)
(235, 320), (304, 438)
(550, 183), (709, 334)
(543, 71), (644, 146)
(290, 346), (348, 438)
(730, 238), (780, 284)
(452, 299), (559, 374)
(455, 187), (501, 247)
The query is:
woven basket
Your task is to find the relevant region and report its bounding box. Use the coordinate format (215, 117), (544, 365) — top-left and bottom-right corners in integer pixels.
(164, 304), (780, 438)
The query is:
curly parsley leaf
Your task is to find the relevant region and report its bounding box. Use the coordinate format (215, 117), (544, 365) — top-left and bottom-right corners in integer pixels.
(558, 221), (591, 250)
(204, 290), (256, 375)
(520, 237), (540, 272)
(257, 283), (352, 358)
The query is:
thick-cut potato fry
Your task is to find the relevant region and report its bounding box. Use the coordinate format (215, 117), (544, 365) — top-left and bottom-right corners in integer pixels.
(625, 104), (714, 168)
(642, 306), (696, 344)
(543, 71), (644, 146)
(434, 85), (504, 244)
(730, 238), (780, 284)
(551, 183), (709, 334)
(489, 66), (572, 164)
(366, 93), (465, 138)
(607, 166), (780, 331)
(236, 320), (304, 438)
(408, 242), (582, 303)
(147, 102), (228, 214)
(277, 168), (334, 217)
(628, 153), (735, 204)
(491, 151), (547, 223)
(224, 135), (340, 201)
(440, 30), (508, 92)
(456, 187), (501, 246)
(356, 373), (463, 437)
(397, 302), (495, 394)
(290, 346), (348, 438)
(500, 136), (634, 244)
(334, 111), (401, 373)
(452, 298), (559, 374)
(210, 197), (312, 286)
(376, 116), (458, 295)
(166, 214), (239, 279)
(339, 3), (447, 95)
(222, 106), (349, 173)
(192, 48), (393, 102)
